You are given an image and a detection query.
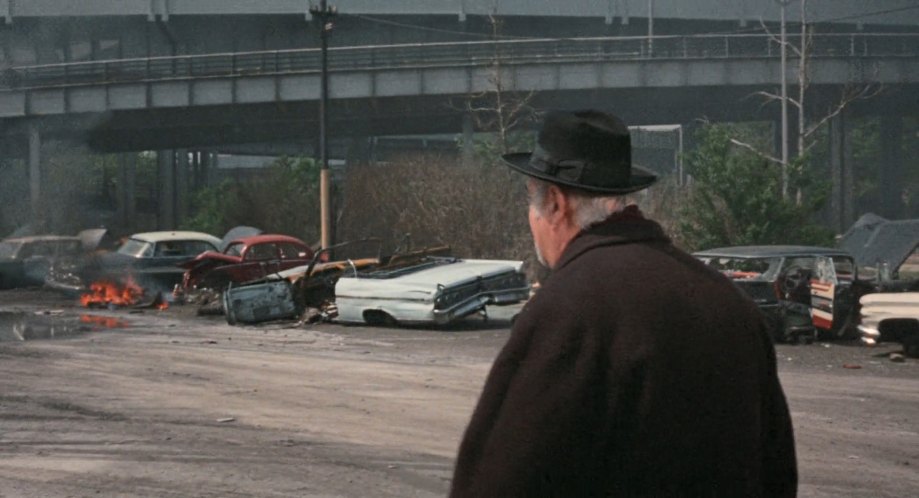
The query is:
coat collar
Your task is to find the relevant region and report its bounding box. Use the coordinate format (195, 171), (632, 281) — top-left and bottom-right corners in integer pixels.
(554, 206), (671, 272)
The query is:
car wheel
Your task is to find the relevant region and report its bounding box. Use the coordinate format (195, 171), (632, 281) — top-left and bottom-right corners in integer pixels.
(833, 313), (859, 341)
(904, 336), (919, 359)
(223, 292), (237, 325)
(363, 310), (397, 327)
(766, 315), (786, 343)
(797, 331), (816, 345)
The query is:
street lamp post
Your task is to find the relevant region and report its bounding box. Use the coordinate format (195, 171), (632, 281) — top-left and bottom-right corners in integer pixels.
(309, 1), (337, 250)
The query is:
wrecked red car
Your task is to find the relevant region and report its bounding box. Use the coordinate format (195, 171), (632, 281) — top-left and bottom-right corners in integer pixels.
(181, 234), (315, 290)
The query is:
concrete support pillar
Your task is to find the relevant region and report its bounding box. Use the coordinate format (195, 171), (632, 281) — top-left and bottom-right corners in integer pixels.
(157, 150), (175, 229)
(193, 151), (206, 189)
(879, 115), (904, 219)
(829, 112), (856, 233)
(175, 149), (189, 224)
(117, 153), (137, 229)
(462, 112), (475, 166)
(191, 151), (203, 191)
(206, 152), (219, 187)
(27, 123), (42, 231)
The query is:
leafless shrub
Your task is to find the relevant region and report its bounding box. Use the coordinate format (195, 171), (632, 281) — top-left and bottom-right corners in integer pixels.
(337, 152), (690, 284)
(337, 152), (538, 273)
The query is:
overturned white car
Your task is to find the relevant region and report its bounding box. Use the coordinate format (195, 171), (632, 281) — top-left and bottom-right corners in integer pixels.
(334, 257), (530, 326)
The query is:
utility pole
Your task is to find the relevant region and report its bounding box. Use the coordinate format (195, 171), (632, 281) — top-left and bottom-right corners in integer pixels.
(309, 0), (337, 250)
(647, 0), (655, 56)
(778, 0), (791, 200)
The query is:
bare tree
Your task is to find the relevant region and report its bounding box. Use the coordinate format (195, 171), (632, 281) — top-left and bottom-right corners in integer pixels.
(458, 13), (536, 155)
(731, 0), (881, 203)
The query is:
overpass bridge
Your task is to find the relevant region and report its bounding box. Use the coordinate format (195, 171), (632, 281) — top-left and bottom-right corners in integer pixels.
(2, 32), (917, 153)
(2, 31), (917, 233)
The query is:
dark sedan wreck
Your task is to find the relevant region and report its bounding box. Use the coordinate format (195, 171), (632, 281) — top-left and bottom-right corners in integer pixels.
(81, 231), (221, 292)
(0, 229), (107, 289)
(694, 245), (862, 343)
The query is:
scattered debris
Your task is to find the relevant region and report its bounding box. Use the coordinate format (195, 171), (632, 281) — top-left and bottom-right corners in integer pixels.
(889, 353), (906, 363)
(842, 364), (863, 369)
(216, 417), (236, 423)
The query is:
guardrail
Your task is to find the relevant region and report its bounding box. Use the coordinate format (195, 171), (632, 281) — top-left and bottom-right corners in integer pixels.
(2, 33), (918, 90)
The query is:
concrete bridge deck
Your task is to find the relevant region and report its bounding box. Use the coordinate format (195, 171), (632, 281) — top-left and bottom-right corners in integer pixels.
(1, 33), (917, 152)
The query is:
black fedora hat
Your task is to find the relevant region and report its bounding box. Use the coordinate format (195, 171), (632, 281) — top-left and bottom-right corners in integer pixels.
(502, 110), (657, 194)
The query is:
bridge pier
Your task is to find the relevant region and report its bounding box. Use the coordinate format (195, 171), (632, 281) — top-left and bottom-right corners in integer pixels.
(879, 115), (904, 219)
(829, 112), (855, 233)
(116, 153), (137, 231)
(176, 149), (190, 223)
(27, 122), (43, 231)
(157, 150), (175, 230)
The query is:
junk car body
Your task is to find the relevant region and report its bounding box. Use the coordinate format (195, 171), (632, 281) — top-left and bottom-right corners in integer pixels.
(84, 231), (221, 290)
(334, 257), (530, 326)
(0, 229), (108, 290)
(839, 214), (919, 356)
(858, 292), (919, 357)
(181, 234), (315, 291)
(0, 235), (85, 288)
(694, 245), (860, 343)
(218, 240), (442, 326)
(839, 213), (919, 292)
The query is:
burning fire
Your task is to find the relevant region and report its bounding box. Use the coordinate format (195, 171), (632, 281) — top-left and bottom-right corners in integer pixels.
(79, 277), (169, 310)
(80, 278), (143, 307)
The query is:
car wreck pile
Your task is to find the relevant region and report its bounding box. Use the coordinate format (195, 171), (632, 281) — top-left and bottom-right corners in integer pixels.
(839, 214), (919, 357)
(0, 225), (531, 328)
(691, 213), (919, 358)
(693, 245), (863, 344)
(202, 240), (531, 327)
(6, 212), (917, 351)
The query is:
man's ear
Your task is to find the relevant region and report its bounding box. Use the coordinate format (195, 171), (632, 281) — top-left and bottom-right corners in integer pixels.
(544, 184), (568, 224)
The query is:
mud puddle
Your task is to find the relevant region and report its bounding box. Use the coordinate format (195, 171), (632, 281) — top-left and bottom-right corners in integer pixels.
(0, 311), (128, 342)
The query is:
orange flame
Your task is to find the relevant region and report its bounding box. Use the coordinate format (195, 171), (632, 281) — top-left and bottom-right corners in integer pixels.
(80, 277), (145, 308)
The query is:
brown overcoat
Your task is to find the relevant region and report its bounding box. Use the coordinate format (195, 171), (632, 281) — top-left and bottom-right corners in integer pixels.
(451, 213), (797, 497)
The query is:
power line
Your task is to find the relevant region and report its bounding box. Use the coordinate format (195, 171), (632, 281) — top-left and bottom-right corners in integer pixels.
(815, 4), (919, 24)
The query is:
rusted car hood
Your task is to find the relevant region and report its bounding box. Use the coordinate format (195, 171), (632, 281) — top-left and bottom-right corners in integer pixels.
(840, 213), (919, 271)
(180, 251), (241, 269)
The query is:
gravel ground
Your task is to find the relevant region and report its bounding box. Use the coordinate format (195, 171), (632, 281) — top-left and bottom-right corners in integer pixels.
(0, 288), (917, 497)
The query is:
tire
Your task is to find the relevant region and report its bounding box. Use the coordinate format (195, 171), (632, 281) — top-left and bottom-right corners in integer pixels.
(223, 291), (237, 325)
(904, 336), (919, 359)
(363, 310), (397, 327)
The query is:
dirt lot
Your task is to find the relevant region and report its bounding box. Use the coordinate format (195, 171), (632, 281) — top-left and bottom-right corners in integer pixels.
(1, 288), (917, 498)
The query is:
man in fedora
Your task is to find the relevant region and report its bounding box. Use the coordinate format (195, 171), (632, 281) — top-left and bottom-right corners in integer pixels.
(450, 110), (797, 497)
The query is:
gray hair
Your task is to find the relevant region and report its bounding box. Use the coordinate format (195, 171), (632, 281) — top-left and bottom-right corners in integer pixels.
(528, 178), (630, 230)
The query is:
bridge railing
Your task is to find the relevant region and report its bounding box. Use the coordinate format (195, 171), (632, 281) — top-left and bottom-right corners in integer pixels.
(2, 33), (917, 90)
